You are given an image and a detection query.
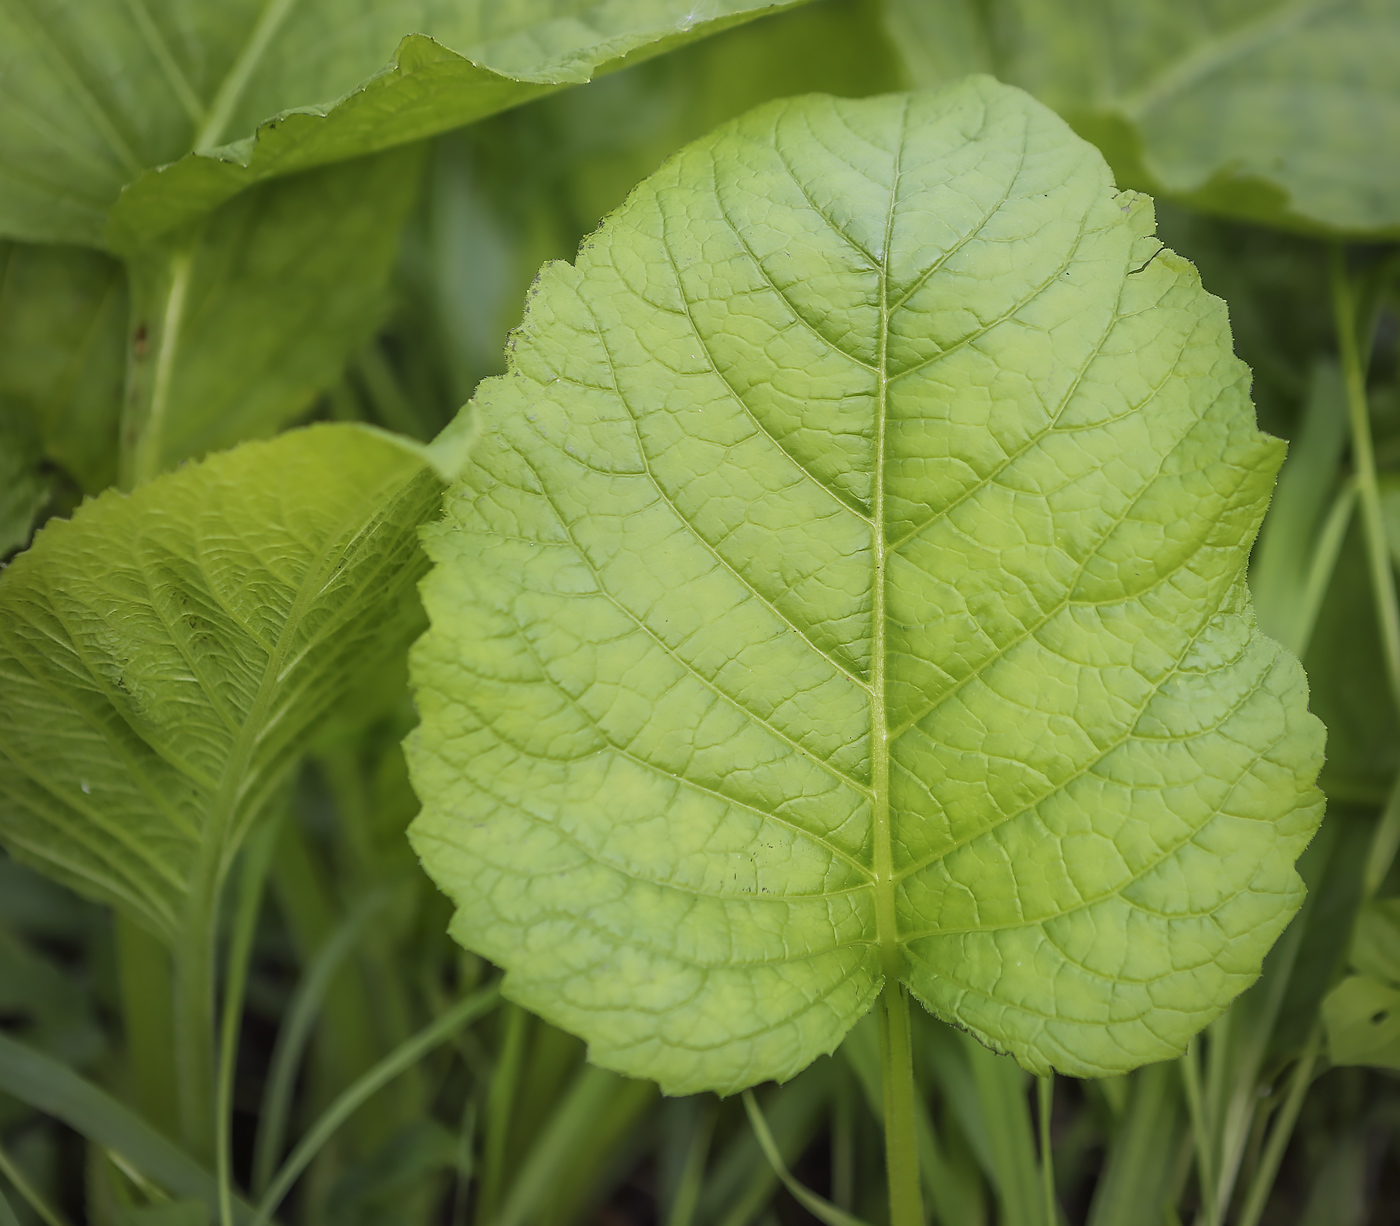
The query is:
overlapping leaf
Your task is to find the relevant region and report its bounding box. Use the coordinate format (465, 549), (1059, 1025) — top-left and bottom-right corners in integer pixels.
(883, 0), (1400, 236)
(121, 146), (423, 482)
(408, 79), (1324, 1091)
(0, 424), (445, 942)
(0, 0), (806, 248)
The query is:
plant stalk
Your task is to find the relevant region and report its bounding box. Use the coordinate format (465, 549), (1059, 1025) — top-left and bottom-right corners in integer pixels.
(251, 984), (501, 1226)
(122, 244), (193, 489)
(1329, 245), (1400, 713)
(1038, 1075), (1057, 1226)
(1234, 1025), (1322, 1226)
(876, 982), (924, 1226)
(174, 846), (223, 1164)
(218, 825), (279, 1226)
(114, 913), (180, 1138)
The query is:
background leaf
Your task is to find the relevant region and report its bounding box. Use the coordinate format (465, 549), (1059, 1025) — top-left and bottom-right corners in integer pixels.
(407, 79), (1323, 1093)
(0, 0), (809, 248)
(121, 145), (425, 480)
(0, 239), (127, 494)
(882, 0), (1400, 236)
(0, 423), (442, 941)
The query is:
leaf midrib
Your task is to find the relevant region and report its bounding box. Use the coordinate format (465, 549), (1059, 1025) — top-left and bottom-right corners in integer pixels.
(189, 455), (415, 900)
(870, 98), (909, 983)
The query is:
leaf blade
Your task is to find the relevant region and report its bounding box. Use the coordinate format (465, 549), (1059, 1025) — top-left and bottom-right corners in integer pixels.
(0, 423), (442, 939)
(0, 0), (809, 246)
(408, 80), (1324, 1091)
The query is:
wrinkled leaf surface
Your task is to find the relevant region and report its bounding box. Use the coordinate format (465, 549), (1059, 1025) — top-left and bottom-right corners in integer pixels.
(410, 81), (1323, 1089)
(0, 424), (442, 941)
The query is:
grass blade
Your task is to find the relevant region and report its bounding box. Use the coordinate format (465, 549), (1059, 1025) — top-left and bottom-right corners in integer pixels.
(0, 1143), (68, 1226)
(250, 886), (391, 1195)
(0, 1033), (260, 1224)
(741, 1091), (870, 1226)
(251, 983), (501, 1226)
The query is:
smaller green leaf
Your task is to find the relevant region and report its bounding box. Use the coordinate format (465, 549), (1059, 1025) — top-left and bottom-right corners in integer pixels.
(1322, 895), (1400, 1070)
(0, 423), (444, 941)
(1323, 974), (1400, 1070)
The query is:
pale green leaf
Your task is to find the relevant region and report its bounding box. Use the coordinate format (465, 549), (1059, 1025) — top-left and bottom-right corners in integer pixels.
(1324, 899), (1400, 1069)
(407, 79), (1324, 1091)
(1323, 975), (1400, 1070)
(0, 423), (442, 942)
(0, 240), (127, 493)
(0, 0), (807, 248)
(883, 0), (1400, 236)
(121, 146), (423, 481)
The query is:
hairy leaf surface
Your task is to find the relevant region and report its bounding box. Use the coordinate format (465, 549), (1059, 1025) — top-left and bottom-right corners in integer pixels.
(0, 425), (443, 942)
(408, 80), (1324, 1091)
(0, 0), (804, 247)
(884, 0), (1400, 236)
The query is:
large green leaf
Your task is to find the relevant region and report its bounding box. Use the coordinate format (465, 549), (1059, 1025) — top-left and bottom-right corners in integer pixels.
(407, 79), (1324, 1091)
(402, 0), (903, 415)
(0, 423), (447, 943)
(883, 0), (1400, 236)
(0, 0), (806, 248)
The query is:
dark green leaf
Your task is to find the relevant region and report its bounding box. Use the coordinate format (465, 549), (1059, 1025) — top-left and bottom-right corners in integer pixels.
(884, 0), (1400, 236)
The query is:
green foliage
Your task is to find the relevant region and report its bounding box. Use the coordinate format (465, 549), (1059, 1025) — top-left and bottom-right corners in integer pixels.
(408, 77), (1323, 1093)
(0, 1), (1393, 1221)
(0, 0), (806, 248)
(0, 423), (442, 939)
(884, 0), (1400, 236)
(120, 147), (426, 480)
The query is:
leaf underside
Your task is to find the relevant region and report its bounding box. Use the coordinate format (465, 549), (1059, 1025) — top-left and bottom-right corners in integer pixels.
(0, 425), (440, 942)
(408, 79), (1324, 1092)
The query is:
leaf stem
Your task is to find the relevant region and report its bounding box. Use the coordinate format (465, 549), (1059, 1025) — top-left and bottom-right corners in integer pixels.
(115, 913), (180, 1139)
(250, 887), (391, 1195)
(1329, 245), (1400, 713)
(1037, 1075), (1057, 1226)
(1179, 1038), (1217, 1226)
(218, 823), (279, 1226)
(123, 244), (193, 488)
(876, 982), (924, 1226)
(175, 842), (222, 1164)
